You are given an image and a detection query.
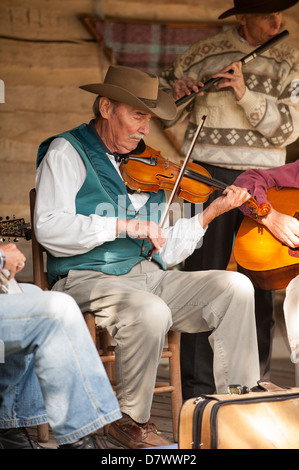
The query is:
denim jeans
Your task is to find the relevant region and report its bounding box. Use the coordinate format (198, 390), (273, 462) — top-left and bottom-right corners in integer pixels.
(0, 284), (121, 445)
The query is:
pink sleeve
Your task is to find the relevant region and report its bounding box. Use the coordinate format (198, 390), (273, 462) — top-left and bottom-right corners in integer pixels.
(234, 161), (299, 217)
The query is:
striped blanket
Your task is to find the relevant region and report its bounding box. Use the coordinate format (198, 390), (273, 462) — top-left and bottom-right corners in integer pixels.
(85, 18), (225, 75)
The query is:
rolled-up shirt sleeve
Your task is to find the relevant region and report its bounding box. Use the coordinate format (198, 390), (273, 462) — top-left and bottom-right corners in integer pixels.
(234, 160), (299, 218)
(161, 215), (206, 267)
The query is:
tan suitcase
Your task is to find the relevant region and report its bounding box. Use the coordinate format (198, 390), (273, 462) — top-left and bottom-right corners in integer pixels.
(178, 381), (299, 449)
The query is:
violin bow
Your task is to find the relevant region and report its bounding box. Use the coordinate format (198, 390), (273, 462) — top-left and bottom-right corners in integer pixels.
(147, 115), (207, 261)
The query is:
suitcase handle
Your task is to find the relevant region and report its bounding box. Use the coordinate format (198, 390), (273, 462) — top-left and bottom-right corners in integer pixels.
(257, 381), (290, 393)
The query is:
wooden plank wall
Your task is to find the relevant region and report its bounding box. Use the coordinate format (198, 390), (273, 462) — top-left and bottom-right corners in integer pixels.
(0, 0), (103, 279)
(1, 0), (298, 281)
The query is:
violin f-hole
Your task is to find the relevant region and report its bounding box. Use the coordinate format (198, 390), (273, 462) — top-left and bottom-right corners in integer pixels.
(156, 173), (175, 181)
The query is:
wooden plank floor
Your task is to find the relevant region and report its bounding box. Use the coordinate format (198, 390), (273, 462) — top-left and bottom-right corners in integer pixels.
(28, 289), (297, 449)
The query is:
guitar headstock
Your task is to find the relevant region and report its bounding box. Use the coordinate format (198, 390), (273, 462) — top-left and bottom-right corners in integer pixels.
(0, 217), (32, 241)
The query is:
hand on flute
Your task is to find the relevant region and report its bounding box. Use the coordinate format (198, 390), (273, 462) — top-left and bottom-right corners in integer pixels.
(172, 77), (204, 102)
(212, 61), (246, 101)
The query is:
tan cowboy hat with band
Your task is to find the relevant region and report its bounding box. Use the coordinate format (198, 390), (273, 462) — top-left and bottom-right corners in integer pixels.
(80, 65), (177, 121)
(219, 0), (298, 19)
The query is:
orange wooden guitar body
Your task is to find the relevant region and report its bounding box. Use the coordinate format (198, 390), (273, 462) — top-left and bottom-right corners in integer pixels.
(234, 188), (299, 290)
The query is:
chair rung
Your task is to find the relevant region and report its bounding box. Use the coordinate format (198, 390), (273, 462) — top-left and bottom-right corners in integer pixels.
(101, 355), (115, 363)
(154, 385), (175, 393)
(161, 351), (172, 358)
(101, 351), (172, 360)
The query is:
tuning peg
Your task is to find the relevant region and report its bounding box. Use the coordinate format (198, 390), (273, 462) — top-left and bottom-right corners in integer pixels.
(13, 238), (19, 242)
(0, 238), (5, 242)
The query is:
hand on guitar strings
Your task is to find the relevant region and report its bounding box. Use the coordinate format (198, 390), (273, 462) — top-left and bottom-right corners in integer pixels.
(1, 243), (26, 279)
(261, 209), (299, 249)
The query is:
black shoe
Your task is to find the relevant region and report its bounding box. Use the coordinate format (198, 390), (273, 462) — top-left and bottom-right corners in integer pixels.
(58, 433), (107, 449)
(0, 427), (44, 449)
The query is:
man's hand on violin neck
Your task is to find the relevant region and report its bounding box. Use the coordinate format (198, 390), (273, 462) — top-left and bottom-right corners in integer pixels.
(116, 219), (166, 252)
(201, 185), (251, 227)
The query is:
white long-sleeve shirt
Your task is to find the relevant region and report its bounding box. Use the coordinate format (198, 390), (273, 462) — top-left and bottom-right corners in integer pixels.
(35, 137), (206, 268)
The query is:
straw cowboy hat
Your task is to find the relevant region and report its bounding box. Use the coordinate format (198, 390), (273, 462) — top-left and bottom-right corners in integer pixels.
(80, 65), (177, 121)
(219, 0), (298, 19)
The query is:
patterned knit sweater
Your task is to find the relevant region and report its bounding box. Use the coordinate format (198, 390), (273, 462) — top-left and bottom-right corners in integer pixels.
(160, 27), (299, 170)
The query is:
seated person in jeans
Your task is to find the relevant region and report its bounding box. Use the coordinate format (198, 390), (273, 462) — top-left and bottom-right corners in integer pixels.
(0, 243), (121, 449)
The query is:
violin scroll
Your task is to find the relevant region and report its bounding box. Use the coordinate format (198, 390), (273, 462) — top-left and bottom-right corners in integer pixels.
(258, 202), (271, 217)
(245, 197), (271, 219)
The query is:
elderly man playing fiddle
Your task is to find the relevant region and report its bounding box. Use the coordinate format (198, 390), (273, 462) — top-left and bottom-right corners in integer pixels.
(34, 65), (260, 449)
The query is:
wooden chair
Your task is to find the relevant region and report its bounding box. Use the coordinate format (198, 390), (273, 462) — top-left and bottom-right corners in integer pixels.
(30, 188), (182, 442)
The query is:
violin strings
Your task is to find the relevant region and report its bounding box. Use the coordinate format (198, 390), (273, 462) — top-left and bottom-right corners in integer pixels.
(156, 156), (227, 191)
(184, 168), (227, 191)
(150, 156), (260, 215)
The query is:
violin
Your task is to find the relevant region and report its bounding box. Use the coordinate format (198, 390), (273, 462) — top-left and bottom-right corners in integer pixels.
(119, 145), (270, 218)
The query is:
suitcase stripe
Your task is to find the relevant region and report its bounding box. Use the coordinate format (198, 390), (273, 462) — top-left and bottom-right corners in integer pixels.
(192, 398), (210, 448)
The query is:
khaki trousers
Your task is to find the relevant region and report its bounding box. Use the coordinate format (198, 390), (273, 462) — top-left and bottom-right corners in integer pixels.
(53, 261), (260, 423)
